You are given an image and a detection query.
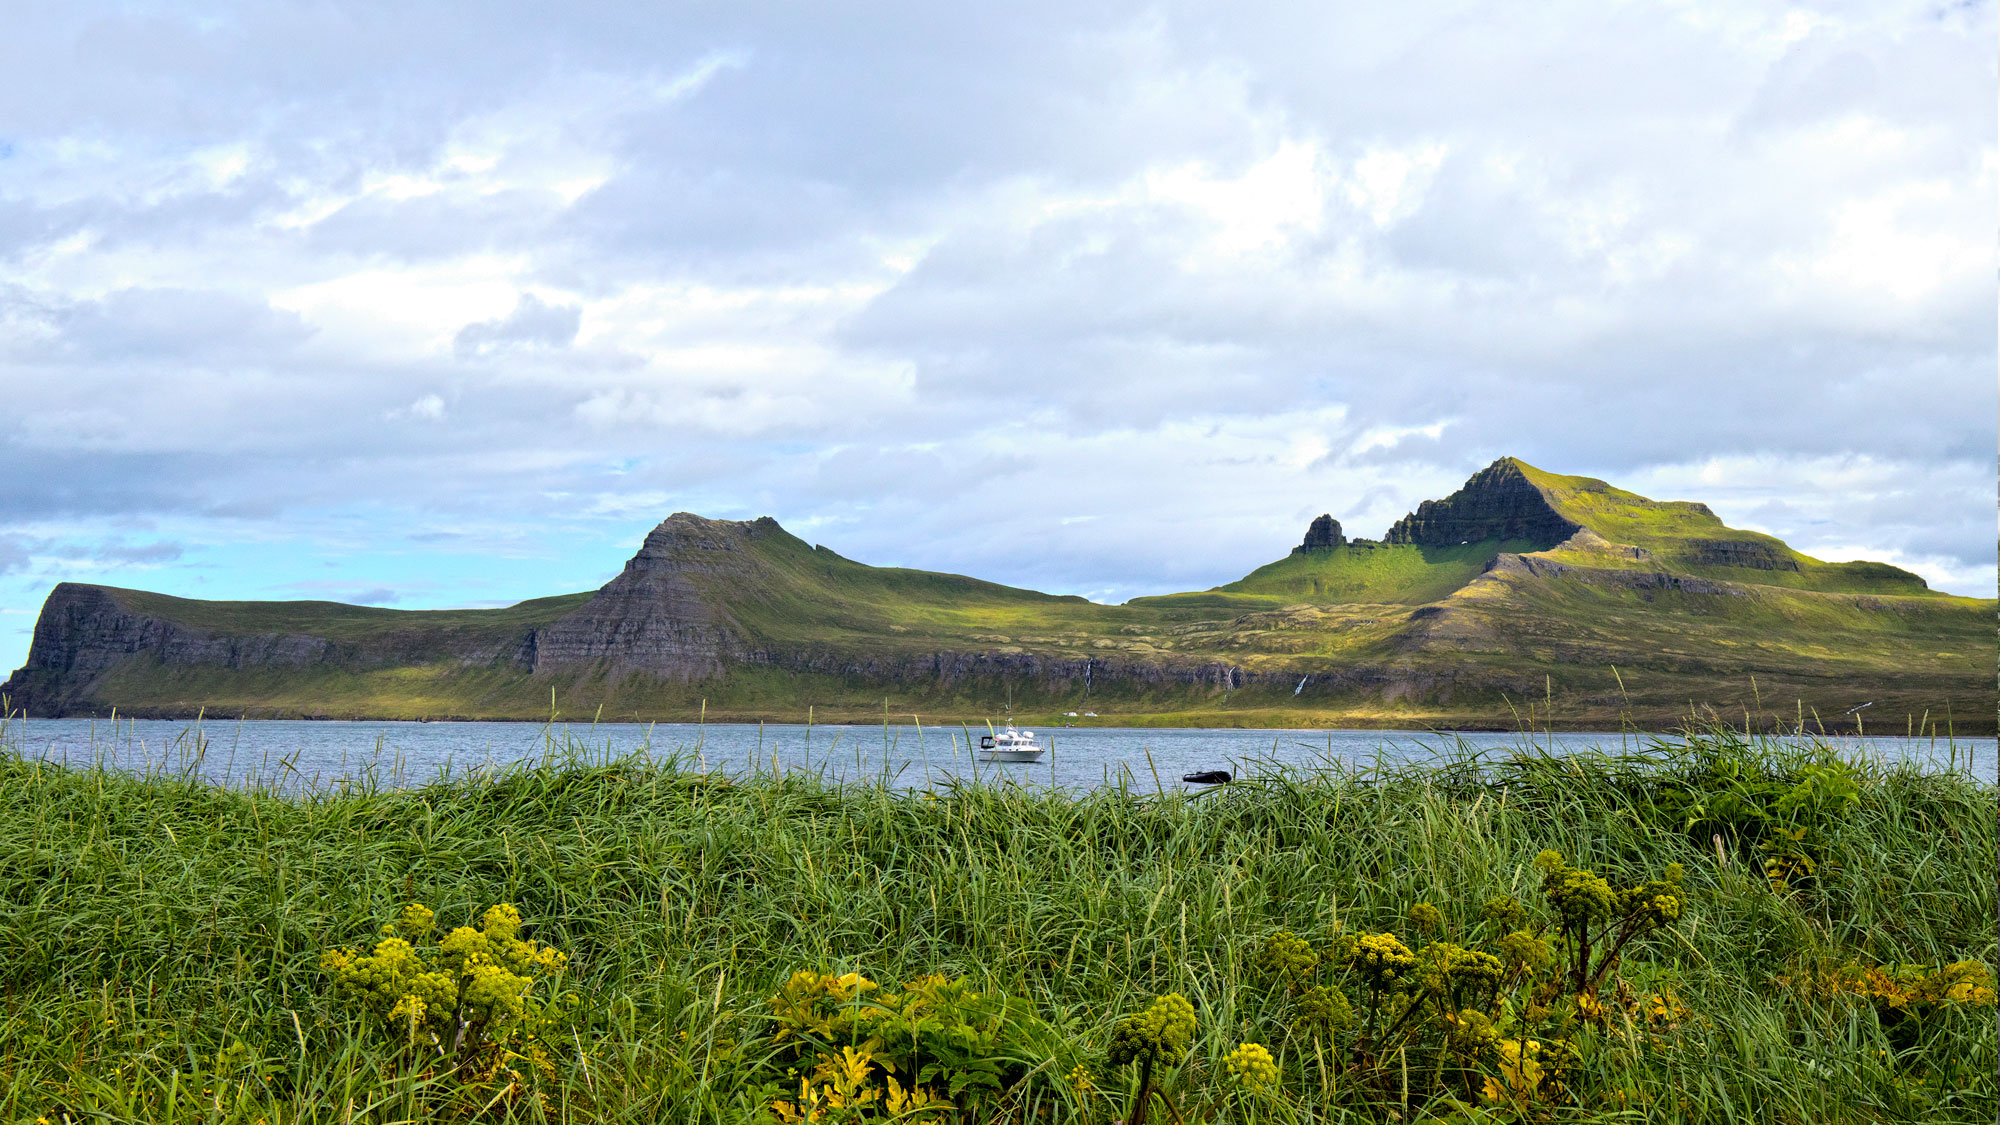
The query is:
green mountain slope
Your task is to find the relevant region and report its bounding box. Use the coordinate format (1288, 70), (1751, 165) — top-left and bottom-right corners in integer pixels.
(1508, 460), (1933, 593)
(5, 458), (1990, 732)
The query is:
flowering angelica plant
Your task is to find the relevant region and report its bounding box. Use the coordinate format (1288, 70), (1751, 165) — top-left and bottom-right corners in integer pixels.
(763, 970), (1060, 1122)
(1106, 993), (1197, 1125)
(1237, 850), (1694, 1113)
(320, 902), (575, 1073)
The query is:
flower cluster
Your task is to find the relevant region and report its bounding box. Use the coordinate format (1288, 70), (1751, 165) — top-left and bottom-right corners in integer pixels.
(1443, 1007), (1499, 1057)
(1292, 985), (1353, 1034)
(1347, 933), (1418, 993)
(1615, 874), (1684, 928)
(765, 970), (1051, 1122)
(1479, 895), (1527, 931)
(1223, 1041), (1277, 1090)
(320, 902), (571, 1064)
(1407, 902), (1444, 935)
(1497, 930), (1553, 976)
(1535, 850), (1618, 929)
(1228, 849), (1689, 1114)
(1107, 993), (1197, 1068)
(1415, 942), (1504, 1003)
(1250, 931), (1319, 993)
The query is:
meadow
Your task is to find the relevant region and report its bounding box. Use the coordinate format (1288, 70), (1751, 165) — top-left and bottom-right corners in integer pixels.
(0, 725), (1991, 1123)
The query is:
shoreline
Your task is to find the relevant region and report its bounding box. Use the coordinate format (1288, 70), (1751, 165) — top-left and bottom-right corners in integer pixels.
(13, 706), (1989, 737)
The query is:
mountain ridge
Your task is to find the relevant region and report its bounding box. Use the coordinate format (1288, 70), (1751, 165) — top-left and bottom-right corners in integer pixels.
(5, 458), (1988, 732)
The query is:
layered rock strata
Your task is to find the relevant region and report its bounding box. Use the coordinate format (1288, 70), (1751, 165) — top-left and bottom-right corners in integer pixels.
(1383, 459), (1578, 548)
(527, 513), (758, 679)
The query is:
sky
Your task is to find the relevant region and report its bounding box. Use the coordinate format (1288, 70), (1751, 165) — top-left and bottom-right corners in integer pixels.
(0, 1), (1993, 675)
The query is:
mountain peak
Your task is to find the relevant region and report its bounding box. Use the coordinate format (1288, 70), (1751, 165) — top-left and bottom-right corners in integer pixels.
(1382, 458), (1578, 549)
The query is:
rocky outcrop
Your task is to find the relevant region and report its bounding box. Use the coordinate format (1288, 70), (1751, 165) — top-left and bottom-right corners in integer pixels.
(1293, 514), (1345, 553)
(1383, 459), (1577, 548)
(1481, 552), (1743, 596)
(1682, 538), (1800, 571)
(1552, 528), (1651, 561)
(526, 513), (762, 679)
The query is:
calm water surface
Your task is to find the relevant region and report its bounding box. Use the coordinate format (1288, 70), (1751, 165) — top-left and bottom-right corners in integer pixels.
(3, 716), (1989, 794)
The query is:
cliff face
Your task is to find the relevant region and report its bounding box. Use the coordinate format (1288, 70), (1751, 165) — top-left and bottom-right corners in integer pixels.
(1383, 459), (1578, 548)
(527, 513), (760, 679)
(2, 583), (341, 714)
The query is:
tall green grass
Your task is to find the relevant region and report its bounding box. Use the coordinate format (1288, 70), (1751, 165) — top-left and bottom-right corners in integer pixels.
(0, 727), (1990, 1122)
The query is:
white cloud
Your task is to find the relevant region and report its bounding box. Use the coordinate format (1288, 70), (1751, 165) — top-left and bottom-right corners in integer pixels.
(389, 394), (446, 422)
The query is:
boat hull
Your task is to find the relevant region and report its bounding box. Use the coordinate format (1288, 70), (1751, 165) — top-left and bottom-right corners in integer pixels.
(978, 749), (1045, 762)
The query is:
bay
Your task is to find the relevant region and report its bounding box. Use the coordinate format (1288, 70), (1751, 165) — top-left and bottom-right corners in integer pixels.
(2, 716), (1988, 794)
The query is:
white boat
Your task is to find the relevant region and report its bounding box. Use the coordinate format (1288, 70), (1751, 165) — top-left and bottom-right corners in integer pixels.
(977, 724), (1045, 762)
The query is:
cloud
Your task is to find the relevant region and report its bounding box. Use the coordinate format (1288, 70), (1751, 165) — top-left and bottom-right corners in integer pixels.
(0, 0), (1988, 681)
(282, 581), (402, 605)
(388, 393), (447, 422)
(93, 540), (183, 564)
(454, 293), (581, 356)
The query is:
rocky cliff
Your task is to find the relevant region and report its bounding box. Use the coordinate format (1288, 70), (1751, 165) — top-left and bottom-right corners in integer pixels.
(1383, 458), (1578, 548)
(3, 584), (336, 714)
(526, 513), (760, 679)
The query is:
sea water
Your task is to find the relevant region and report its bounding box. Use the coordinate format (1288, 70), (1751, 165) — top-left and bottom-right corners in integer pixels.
(2, 716), (1989, 794)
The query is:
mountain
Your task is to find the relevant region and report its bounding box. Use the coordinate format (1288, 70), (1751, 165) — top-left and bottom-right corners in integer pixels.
(4, 458), (1990, 732)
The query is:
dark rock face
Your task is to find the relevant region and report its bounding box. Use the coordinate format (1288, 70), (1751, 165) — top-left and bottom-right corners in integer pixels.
(2, 583), (343, 715)
(1383, 459), (1577, 548)
(527, 513), (763, 679)
(21, 584), (347, 675)
(746, 647), (1255, 691)
(1293, 514), (1345, 553)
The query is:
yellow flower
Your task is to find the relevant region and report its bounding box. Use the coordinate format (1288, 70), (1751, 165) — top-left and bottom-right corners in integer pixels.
(1407, 902), (1444, 935)
(1224, 1041), (1279, 1090)
(1107, 993), (1197, 1067)
(1066, 1063), (1095, 1097)
(481, 903), (522, 941)
(394, 902), (435, 938)
(1349, 933), (1418, 992)
(1251, 930), (1319, 992)
(1481, 1038), (1545, 1107)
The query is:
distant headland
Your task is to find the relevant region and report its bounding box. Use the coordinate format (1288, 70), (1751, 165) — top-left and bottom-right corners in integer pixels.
(4, 458), (1990, 733)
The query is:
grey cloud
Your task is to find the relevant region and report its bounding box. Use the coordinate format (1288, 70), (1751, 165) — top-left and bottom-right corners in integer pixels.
(280, 580), (403, 605)
(455, 294), (581, 357)
(0, 286), (312, 363)
(93, 540), (184, 564)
